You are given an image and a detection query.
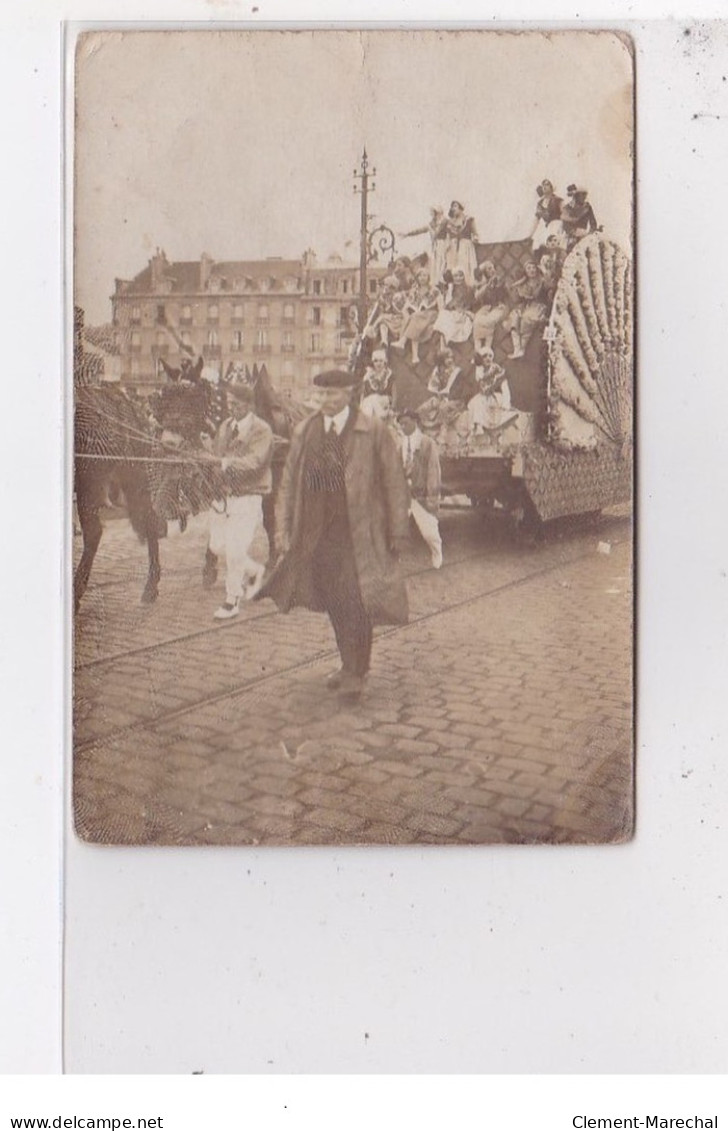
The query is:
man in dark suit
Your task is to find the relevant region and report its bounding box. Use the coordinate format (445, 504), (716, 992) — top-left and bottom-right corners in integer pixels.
(258, 369), (410, 702)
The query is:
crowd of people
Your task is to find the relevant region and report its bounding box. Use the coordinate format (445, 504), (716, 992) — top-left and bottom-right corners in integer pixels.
(365, 183), (598, 368)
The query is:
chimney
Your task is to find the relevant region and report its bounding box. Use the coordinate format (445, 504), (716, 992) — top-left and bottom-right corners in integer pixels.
(150, 247), (168, 290)
(200, 252), (214, 291)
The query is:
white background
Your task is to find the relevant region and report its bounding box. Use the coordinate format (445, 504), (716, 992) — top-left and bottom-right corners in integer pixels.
(1, 0), (727, 1101)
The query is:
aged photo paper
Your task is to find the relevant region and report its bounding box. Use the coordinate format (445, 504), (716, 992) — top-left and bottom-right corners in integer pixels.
(73, 28), (634, 846)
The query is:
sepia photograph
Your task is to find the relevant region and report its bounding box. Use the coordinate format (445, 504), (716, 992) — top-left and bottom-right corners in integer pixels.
(73, 27), (634, 847)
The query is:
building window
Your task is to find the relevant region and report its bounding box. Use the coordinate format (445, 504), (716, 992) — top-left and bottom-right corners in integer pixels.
(232, 303), (244, 321)
(342, 279), (349, 295)
(232, 330), (244, 351)
(207, 329), (218, 347)
(180, 304), (192, 324)
(312, 307), (322, 326)
(312, 279), (322, 296)
(130, 331), (141, 352)
(339, 305), (351, 326)
(310, 333), (322, 353)
(282, 302), (295, 323)
(208, 303), (219, 322)
(335, 331), (347, 354)
(284, 276), (298, 293)
(282, 330), (294, 352)
(131, 306), (141, 324)
(155, 329), (167, 346)
(155, 304), (166, 324)
(257, 329), (268, 348)
(258, 304), (269, 324)
(369, 278), (378, 295)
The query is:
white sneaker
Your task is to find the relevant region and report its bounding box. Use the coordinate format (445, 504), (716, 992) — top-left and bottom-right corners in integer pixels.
(213, 599), (240, 620)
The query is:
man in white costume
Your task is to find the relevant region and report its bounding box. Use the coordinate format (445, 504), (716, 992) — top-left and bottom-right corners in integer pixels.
(208, 379), (274, 620)
(398, 408), (443, 569)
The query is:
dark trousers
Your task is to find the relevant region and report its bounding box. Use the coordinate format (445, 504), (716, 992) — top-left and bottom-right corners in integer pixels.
(312, 511), (373, 678)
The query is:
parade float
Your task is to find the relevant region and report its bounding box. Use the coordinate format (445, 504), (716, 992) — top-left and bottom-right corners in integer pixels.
(379, 232), (633, 537)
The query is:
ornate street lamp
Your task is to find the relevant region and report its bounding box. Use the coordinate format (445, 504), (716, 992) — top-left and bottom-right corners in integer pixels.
(367, 223), (396, 266)
(352, 148), (397, 329)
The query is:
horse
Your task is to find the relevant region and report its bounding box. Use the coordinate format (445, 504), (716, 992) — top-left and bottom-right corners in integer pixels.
(74, 378), (222, 611)
(74, 385), (164, 610)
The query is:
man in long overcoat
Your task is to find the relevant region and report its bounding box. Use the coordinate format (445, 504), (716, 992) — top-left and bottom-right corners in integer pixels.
(258, 369), (410, 702)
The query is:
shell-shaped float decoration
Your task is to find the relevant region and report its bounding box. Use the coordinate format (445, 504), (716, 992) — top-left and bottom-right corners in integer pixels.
(546, 234), (633, 452)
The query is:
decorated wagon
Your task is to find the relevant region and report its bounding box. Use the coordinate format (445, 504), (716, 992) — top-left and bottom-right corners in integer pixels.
(382, 232), (633, 536)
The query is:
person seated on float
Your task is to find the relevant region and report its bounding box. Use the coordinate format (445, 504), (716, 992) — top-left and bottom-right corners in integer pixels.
(427, 347), (463, 399)
(503, 259), (549, 360)
(472, 260), (509, 353)
(419, 349), (467, 438)
(468, 349), (512, 435)
(391, 256), (416, 292)
(391, 269), (440, 364)
(360, 347), (395, 420)
(433, 269), (475, 348)
(538, 235), (567, 303)
(371, 275), (407, 347)
(561, 185), (598, 249)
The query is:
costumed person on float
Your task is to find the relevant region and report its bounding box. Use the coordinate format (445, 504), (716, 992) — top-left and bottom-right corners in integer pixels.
(360, 346), (395, 419)
(467, 349), (512, 436)
(436, 200), (479, 284)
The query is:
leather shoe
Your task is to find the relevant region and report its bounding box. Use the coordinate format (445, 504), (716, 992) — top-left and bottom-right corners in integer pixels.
(337, 673), (365, 703)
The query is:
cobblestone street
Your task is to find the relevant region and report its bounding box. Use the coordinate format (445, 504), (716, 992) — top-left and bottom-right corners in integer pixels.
(73, 505), (633, 846)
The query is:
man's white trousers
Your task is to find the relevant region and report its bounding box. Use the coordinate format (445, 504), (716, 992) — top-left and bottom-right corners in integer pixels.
(410, 498), (443, 568)
(208, 494), (264, 602)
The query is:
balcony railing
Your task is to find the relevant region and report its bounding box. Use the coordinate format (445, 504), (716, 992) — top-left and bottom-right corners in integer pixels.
(203, 344), (222, 358)
(281, 343), (296, 353)
(253, 344), (272, 355)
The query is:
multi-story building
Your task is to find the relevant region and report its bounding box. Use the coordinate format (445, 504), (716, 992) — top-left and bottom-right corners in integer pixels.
(110, 249), (387, 397)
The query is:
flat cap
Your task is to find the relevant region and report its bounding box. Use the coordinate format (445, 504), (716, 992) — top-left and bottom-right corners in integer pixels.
(313, 369), (357, 389)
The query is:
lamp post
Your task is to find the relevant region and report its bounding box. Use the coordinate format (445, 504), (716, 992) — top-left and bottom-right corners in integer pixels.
(353, 148), (375, 329)
(353, 148), (398, 327)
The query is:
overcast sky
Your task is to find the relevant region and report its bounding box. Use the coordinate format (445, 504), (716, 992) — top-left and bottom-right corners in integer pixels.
(74, 29), (633, 324)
